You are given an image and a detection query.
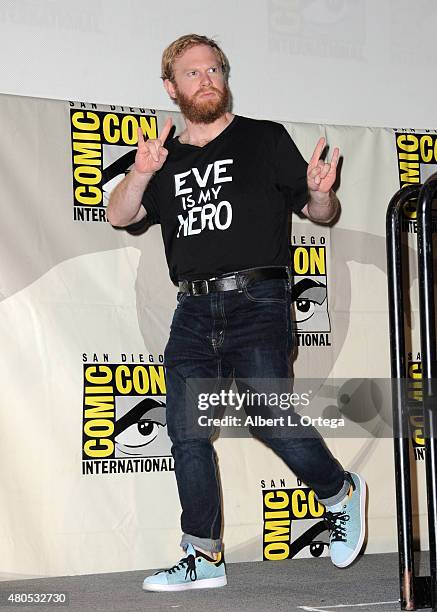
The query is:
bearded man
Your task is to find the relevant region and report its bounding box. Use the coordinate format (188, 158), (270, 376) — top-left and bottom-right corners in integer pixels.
(107, 33), (366, 592)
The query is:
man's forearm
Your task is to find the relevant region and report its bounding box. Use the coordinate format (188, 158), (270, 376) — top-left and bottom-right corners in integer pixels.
(107, 168), (153, 227)
(304, 189), (340, 224)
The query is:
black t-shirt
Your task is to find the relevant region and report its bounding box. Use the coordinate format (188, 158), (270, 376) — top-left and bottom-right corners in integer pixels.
(141, 115), (309, 283)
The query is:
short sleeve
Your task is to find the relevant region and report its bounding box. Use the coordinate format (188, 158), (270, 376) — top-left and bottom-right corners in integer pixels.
(275, 127), (309, 213)
(141, 174), (161, 225)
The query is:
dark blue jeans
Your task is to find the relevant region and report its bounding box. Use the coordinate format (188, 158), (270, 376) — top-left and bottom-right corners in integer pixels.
(164, 276), (348, 553)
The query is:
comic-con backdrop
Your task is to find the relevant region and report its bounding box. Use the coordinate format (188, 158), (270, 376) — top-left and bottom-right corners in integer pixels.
(0, 93), (433, 576)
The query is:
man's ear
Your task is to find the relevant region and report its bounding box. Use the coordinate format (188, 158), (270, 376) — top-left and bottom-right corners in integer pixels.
(163, 78), (176, 100)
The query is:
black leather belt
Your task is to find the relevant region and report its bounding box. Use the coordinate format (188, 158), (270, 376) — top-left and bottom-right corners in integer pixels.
(178, 267), (289, 296)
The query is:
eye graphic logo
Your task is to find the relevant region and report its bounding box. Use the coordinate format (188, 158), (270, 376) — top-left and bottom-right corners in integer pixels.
(114, 396), (171, 458)
(291, 244), (331, 335)
(291, 276), (329, 332)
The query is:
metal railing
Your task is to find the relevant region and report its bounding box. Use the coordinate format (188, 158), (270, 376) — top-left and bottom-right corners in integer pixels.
(386, 173), (437, 610)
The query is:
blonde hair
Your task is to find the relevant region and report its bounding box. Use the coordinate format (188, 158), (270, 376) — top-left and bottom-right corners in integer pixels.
(161, 34), (229, 82)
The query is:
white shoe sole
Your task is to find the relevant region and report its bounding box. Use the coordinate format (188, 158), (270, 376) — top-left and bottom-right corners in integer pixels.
(142, 575), (227, 592)
(333, 473), (367, 569)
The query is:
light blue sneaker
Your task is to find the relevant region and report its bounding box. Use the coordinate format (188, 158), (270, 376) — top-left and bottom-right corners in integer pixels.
(325, 472), (367, 568)
(142, 544), (227, 592)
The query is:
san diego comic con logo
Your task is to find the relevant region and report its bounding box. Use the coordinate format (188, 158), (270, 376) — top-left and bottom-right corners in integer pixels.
(407, 356), (425, 462)
(291, 237), (331, 347)
(395, 130), (437, 234)
(261, 479), (328, 561)
(70, 101), (157, 223)
(82, 357), (173, 475)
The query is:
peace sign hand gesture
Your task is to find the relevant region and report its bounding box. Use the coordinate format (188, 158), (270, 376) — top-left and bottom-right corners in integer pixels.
(135, 117), (173, 175)
(307, 137), (339, 194)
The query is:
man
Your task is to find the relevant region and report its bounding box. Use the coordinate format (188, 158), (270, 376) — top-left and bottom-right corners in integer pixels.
(107, 33), (366, 592)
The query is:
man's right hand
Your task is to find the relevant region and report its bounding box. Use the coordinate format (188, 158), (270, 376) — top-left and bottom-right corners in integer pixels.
(107, 117), (173, 227)
(135, 117), (173, 175)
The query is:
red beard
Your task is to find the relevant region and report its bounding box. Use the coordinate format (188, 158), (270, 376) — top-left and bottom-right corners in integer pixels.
(175, 84), (230, 124)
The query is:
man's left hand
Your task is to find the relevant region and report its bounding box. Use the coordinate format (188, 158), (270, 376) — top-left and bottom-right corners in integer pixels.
(307, 137), (339, 194)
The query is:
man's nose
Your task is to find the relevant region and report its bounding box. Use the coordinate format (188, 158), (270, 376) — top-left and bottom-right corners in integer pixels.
(199, 70), (213, 86)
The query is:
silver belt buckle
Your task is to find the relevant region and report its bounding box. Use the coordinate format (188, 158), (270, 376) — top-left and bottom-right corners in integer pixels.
(192, 279), (209, 296)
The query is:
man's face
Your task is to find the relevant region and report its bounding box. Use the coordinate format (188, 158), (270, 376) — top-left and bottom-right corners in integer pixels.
(165, 44), (230, 124)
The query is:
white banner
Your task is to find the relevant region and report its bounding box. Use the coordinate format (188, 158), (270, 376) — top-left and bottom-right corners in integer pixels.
(0, 93), (431, 577)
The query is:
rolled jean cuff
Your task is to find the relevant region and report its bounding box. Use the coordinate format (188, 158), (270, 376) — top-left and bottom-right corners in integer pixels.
(180, 533), (222, 553)
(318, 478), (350, 507)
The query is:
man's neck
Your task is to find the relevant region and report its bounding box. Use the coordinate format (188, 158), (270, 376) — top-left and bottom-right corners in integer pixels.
(179, 112), (235, 147)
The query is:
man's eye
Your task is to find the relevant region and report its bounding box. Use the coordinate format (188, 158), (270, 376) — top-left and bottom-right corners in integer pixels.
(187, 71), (198, 77)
